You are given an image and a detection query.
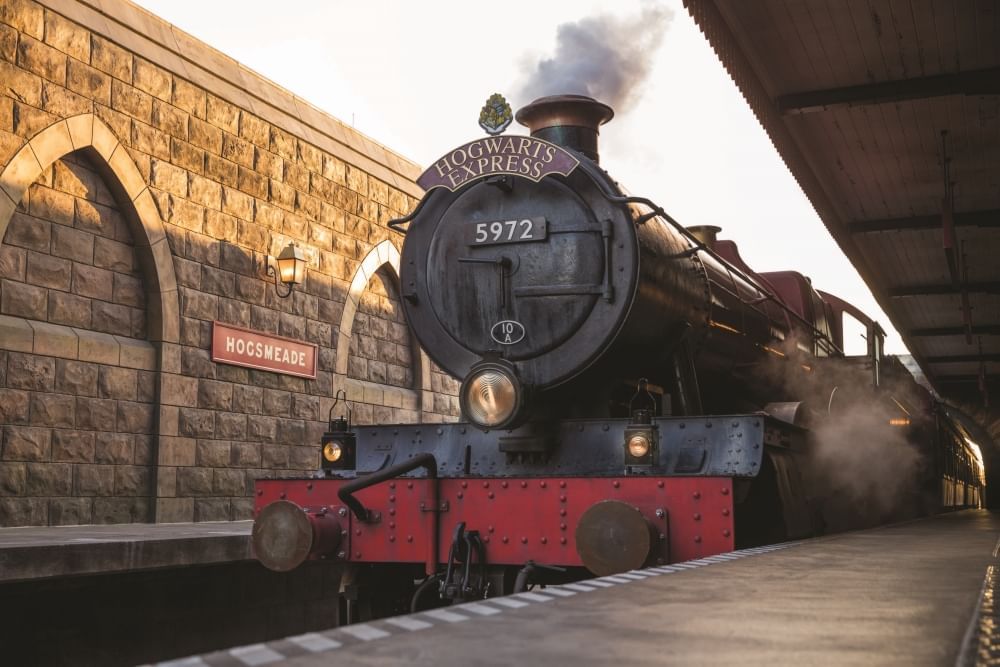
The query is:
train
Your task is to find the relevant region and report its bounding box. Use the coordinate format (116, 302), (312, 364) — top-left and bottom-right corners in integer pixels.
(250, 94), (985, 621)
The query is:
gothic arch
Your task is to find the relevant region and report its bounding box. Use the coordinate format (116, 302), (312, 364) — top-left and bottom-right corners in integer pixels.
(336, 239), (431, 394)
(0, 113), (179, 343)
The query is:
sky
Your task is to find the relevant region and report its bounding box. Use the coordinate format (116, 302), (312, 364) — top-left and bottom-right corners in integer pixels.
(134, 0), (907, 354)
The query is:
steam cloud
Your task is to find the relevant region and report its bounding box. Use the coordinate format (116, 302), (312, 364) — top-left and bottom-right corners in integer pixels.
(517, 3), (673, 112)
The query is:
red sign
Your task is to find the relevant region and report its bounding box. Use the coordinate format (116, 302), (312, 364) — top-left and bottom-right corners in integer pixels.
(211, 322), (317, 379)
(417, 136), (580, 192)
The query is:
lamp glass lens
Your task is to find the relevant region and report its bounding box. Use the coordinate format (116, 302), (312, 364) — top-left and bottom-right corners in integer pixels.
(464, 369), (517, 427)
(322, 441), (343, 462)
(627, 434), (650, 458)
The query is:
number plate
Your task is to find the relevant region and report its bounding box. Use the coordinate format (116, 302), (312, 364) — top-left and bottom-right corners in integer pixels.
(467, 217), (547, 246)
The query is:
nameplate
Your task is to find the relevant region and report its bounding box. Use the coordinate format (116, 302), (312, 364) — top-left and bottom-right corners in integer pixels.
(211, 322), (317, 379)
(417, 136), (580, 192)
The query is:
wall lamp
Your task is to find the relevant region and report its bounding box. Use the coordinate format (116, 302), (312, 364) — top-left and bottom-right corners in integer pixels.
(267, 242), (306, 298)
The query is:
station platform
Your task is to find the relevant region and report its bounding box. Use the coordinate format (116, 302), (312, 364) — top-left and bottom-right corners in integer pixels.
(0, 520), (251, 582)
(160, 510), (1000, 666)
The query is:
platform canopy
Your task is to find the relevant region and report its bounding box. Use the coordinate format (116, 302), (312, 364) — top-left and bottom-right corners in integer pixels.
(684, 0), (1000, 409)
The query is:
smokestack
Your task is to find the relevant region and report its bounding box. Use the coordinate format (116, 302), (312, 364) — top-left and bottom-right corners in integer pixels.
(687, 225), (722, 249)
(515, 95), (614, 163)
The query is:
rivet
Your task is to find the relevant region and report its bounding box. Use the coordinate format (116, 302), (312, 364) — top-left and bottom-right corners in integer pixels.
(483, 481), (490, 489)
(723, 529), (731, 537)
(694, 536), (702, 543)
(559, 481), (566, 488)
(462, 481), (468, 488)
(560, 509), (567, 517)
(520, 481), (528, 488)
(337, 551), (346, 559)
(389, 521), (396, 529)
(693, 513), (701, 521)
(355, 529), (361, 536)
(613, 481), (620, 488)
(501, 481), (508, 488)
(541, 537), (548, 544)
(521, 537), (528, 544)
(389, 508), (396, 516)
(488, 492), (494, 499)
(722, 508), (730, 517)
(722, 487), (730, 496)
(355, 552), (361, 558)
(502, 536), (509, 544)
(389, 495), (396, 502)
(389, 535), (395, 542)
(559, 495), (567, 502)
(279, 492), (287, 499)
(256, 489), (263, 496)
(560, 537), (567, 545)
(488, 525), (495, 533)
(306, 483), (313, 491)
(602, 424), (609, 431)
(457, 492), (464, 499)
(407, 482), (414, 489)
(389, 482), (396, 489)
(540, 481), (547, 488)
(407, 535), (413, 543)
(560, 523), (567, 530)
(484, 536), (490, 543)
(657, 481), (664, 488)
(338, 508), (347, 517)
(693, 491), (701, 500)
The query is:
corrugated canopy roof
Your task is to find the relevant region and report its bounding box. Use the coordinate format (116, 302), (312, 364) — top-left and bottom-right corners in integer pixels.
(685, 0), (1000, 411)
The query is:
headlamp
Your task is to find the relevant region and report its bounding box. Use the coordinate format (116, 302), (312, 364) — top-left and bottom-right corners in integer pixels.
(627, 434), (651, 458)
(322, 441), (343, 463)
(460, 360), (526, 430)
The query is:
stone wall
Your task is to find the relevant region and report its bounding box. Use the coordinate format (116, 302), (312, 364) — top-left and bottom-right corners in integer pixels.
(0, 0), (460, 526)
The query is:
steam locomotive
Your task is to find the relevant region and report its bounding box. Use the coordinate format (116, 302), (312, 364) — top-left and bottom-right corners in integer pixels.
(251, 95), (984, 619)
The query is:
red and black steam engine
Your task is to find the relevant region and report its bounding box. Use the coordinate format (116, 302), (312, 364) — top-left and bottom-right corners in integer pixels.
(251, 95), (983, 618)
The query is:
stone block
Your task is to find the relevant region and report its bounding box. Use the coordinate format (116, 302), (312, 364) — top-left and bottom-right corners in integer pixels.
(1, 278), (46, 319)
(29, 392), (74, 427)
(91, 34), (131, 81)
(219, 241), (252, 275)
(66, 58), (110, 105)
(74, 396), (115, 430)
(1, 61), (43, 110)
(95, 431), (132, 464)
(91, 300), (131, 336)
(218, 297), (249, 327)
(193, 497), (230, 522)
(170, 137), (204, 173)
(49, 497), (92, 525)
(178, 407), (214, 438)
(41, 81), (91, 117)
(180, 346), (213, 378)
(98, 365), (136, 400)
(0, 245), (26, 282)
(28, 320), (77, 358)
(92, 497), (132, 523)
(76, 328), (119, 364)
(158, 435), (195, 467)
(181, 288), (218, 320)
(204, 209), (237, 242)
(76, 464), (114, 496)
(0, 497), (47, 526)
(291, 394), (319, 421)
(212, 414), (245, 442)
(156, 497), (193, 523)
(111, 273), (143, 308)
(0, 462), (26, 495)
(52, 429), (95, 463)
(230, 441), (259, 467)
(247, 415), (278, 443)
(24, 250), (70, 290)
(188, 115), (222, 154)
(25, 462), (72, 495)
(132, 57), (170, 100)
(213, 468), (244, 496)
(151, 98), (188, 138)
(260, 444), (288, 469)
(7, 353), (55, 391)
(5, 212), (50, 252)
(48, 290), (92, 328)
(176, 466), (212, 496)
(137, 370), (156, 402)
(276, 418), (304, 445)
(115, 337), (155, 370)
(289, 445), (318, 470)
(195, 438), (229, 468)
(205, 153), (237, 187)
(0, 389), (29, 423)
(189, 173), (222, 209)
(236, 220), (266, 252)
(50, 226), (94, 266)
(117, 400), (153, 434)
(262, 389), (290, 416)
(93, 237), (133, 273)
(197, 379), (232, 411)
(0, 314), (33, 352)
(17, 35), (65, 84)
(232, 384), (262, 414)
(29, 185), (73, 227)
(150, 158), (187, 196)
(173, 256), (201, 289)
(54, 359), (98, 396)
(42, 11), (90, 61)
(114, 465), (151, 495)
(201, 265), (234, 297)
(130, 121), (170, 161)
(221, 186), (253, 220)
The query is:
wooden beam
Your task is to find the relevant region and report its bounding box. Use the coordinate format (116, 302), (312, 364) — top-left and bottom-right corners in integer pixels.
(927, 354), (1000, 364)
(847, 209), (1000, 234)
(777, 67), (1000, 114)
(909, 326), (1000, 337)
(887, 283), (1000, 297)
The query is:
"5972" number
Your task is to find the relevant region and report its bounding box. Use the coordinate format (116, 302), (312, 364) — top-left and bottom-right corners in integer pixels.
(467, 217), (547, 245)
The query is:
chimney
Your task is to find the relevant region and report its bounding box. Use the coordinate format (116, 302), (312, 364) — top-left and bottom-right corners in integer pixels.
(687, 225), (722, 249)
(515, 95), (614, 163)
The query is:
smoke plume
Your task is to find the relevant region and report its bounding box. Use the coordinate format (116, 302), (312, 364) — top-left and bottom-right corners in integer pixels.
(517, 3), (673, 112)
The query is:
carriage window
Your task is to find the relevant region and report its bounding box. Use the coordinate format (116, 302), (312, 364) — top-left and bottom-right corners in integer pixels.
(842, 311), (868, 357)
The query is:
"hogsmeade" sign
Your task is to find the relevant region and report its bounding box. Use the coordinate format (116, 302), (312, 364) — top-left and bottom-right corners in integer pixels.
(211, 322), (317, 379)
